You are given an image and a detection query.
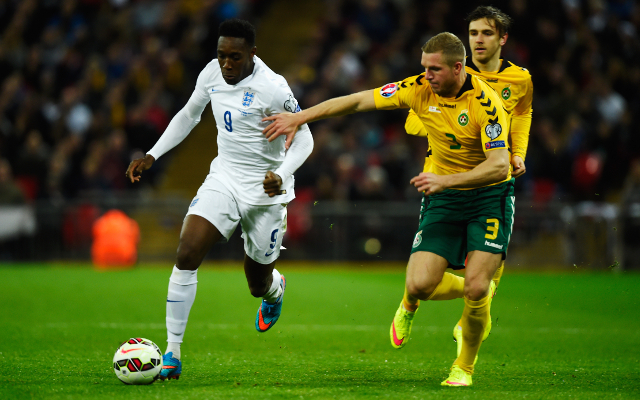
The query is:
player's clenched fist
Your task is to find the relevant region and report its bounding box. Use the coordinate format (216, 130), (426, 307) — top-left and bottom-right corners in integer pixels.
(410, 172), (447, 196)
(511, 155), (526, 178)
(263, 171), (284, 197)
(126, 154), (155, 183)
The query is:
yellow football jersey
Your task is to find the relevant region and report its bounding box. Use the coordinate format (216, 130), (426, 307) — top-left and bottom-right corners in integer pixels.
(466, 58), (533, 160)
(375, 73), (511, 189)
(405, 58), (533, 174)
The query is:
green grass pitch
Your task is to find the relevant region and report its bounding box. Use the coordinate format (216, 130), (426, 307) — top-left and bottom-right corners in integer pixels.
(0, 263), (638, 399)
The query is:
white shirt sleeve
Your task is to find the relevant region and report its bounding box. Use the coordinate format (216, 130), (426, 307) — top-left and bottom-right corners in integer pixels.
(268, 82), (313, 182)
(273, 124), (313, 182)
(147, 67), (211, 160)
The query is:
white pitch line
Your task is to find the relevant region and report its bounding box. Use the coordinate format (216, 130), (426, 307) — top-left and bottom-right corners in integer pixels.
(41, 322), (635, 336)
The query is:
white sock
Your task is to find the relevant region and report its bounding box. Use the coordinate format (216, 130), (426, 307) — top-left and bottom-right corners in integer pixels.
(166, 342), (181, 360)
(166, 266), (197, 359)
(262, 268), (282, 304)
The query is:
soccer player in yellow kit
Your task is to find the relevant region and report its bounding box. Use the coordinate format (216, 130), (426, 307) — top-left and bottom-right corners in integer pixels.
(401, 6), (533, 374)
(262, 32), (511, 386)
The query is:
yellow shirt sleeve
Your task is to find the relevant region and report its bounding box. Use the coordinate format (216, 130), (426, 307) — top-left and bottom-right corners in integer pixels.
(373, 74), (424, 111)
(474, 84), (511, 157)
(511, 79), (533, 160)
(405, 109), (427, 137)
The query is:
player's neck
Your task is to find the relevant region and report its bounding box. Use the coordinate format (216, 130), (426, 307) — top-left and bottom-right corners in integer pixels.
(472, 55), (501, 73)
(238, 60), (256, 82)
(441, 70), (468, 99)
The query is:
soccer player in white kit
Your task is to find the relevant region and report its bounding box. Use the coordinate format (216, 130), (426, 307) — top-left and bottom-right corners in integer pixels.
(125, 19), (313, 381)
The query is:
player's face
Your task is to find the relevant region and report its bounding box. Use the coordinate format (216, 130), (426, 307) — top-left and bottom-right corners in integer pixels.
(468, 18), (507, 64)
(421, 52), (460, 97)
(217, 37), (257, 85)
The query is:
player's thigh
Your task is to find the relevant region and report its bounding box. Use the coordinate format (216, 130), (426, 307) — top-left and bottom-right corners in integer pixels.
(239, 202), (288, 265)
(406, 251), (450, 296)
(411, 190), (467, 267)
(185, 178), (242, 242)
(466, 180), (515, 258)
(179, 215), (224, 249)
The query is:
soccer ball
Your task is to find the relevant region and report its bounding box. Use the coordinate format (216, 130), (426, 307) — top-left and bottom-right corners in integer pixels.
(113, 338), (162, 385)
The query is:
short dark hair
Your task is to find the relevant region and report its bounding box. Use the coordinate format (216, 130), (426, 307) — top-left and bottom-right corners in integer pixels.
(465, 6), (513, 37)
(421, 32), (466, 67)
(218, 19), (256, 48)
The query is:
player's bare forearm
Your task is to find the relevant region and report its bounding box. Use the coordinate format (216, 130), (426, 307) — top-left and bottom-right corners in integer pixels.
(443, 149), (510, 189)
(412, 149), (509, 193)
(262, 90), (376, 144)
(125, 154), (155, 183)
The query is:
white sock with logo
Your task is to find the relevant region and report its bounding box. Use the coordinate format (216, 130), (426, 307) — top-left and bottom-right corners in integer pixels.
(262, 268), (282, 304)
(165, 266), (198, 360)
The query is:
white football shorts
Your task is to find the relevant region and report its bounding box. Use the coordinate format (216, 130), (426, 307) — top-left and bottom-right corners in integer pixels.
(186, 176), (288, 264)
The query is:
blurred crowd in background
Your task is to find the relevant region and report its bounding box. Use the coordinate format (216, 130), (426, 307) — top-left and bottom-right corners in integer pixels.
(1, 0), (640, 206)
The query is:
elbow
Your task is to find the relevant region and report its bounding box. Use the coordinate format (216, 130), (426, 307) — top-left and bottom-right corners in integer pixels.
(496, 158), (510, 181)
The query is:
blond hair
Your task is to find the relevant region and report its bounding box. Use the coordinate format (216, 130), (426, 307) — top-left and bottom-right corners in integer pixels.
(421, 32), (466, 67)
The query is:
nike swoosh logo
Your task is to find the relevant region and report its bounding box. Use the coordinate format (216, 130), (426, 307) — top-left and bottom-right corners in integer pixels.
(264, 251), (274, 257)
(445, 380), (468, 386)
(167, 300), (184, 302)
(121, 348), (144, 354)
(257, 308), (272, 331)
(392, 322), (404, 346)
(162, 365), (177, 369)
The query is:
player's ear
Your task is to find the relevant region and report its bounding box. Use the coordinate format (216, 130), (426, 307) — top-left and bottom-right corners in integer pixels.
(500, 32), (508, 47)
(250, 46), (257, 57)
(453, 61), (463, 75)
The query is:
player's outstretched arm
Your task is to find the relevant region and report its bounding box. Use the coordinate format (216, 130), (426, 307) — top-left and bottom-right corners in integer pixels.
(126, 154), (155, 183)
(410, 149), (510, 195)
(262, 89), (376, 149)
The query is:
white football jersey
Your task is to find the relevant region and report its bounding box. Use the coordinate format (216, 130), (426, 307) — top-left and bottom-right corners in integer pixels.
(189, 56), (307, 205)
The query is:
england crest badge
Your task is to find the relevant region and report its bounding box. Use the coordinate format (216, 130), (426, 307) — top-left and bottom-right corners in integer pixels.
(242, 91), (255, 107)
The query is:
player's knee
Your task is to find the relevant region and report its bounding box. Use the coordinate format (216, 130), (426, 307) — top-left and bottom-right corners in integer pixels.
(175, 241), (204, 271)
(464, 280), (490, 301)
(406, 276), (441, 299)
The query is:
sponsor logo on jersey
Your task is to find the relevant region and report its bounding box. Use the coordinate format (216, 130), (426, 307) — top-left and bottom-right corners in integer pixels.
(242, 91), (255, 107)
(190, 199), (199, 207)
(485, 122), (502, 140)
(380, 83), (398, 98)
(412, 230), (423, 248)
(428, 106), (441, 113)
(458, 111), (469, 126)
(485, 140), (506, 149)
(283, 94), (301, 113)
(501, 87), (511, 100)
(438, 102), (456, 109)
(485, 240), (503, 249)
(486, 78), (498, 83)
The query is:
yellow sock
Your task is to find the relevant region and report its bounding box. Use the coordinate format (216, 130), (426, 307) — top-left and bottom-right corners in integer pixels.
(402, 287), (419, 312)
(492, 261), (504, 288)
(454, 293), (491, 374)
(426, 272), (464, 301)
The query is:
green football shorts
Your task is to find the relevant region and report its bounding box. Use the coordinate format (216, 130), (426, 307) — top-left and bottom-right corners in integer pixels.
(411, 179), (515, 269)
